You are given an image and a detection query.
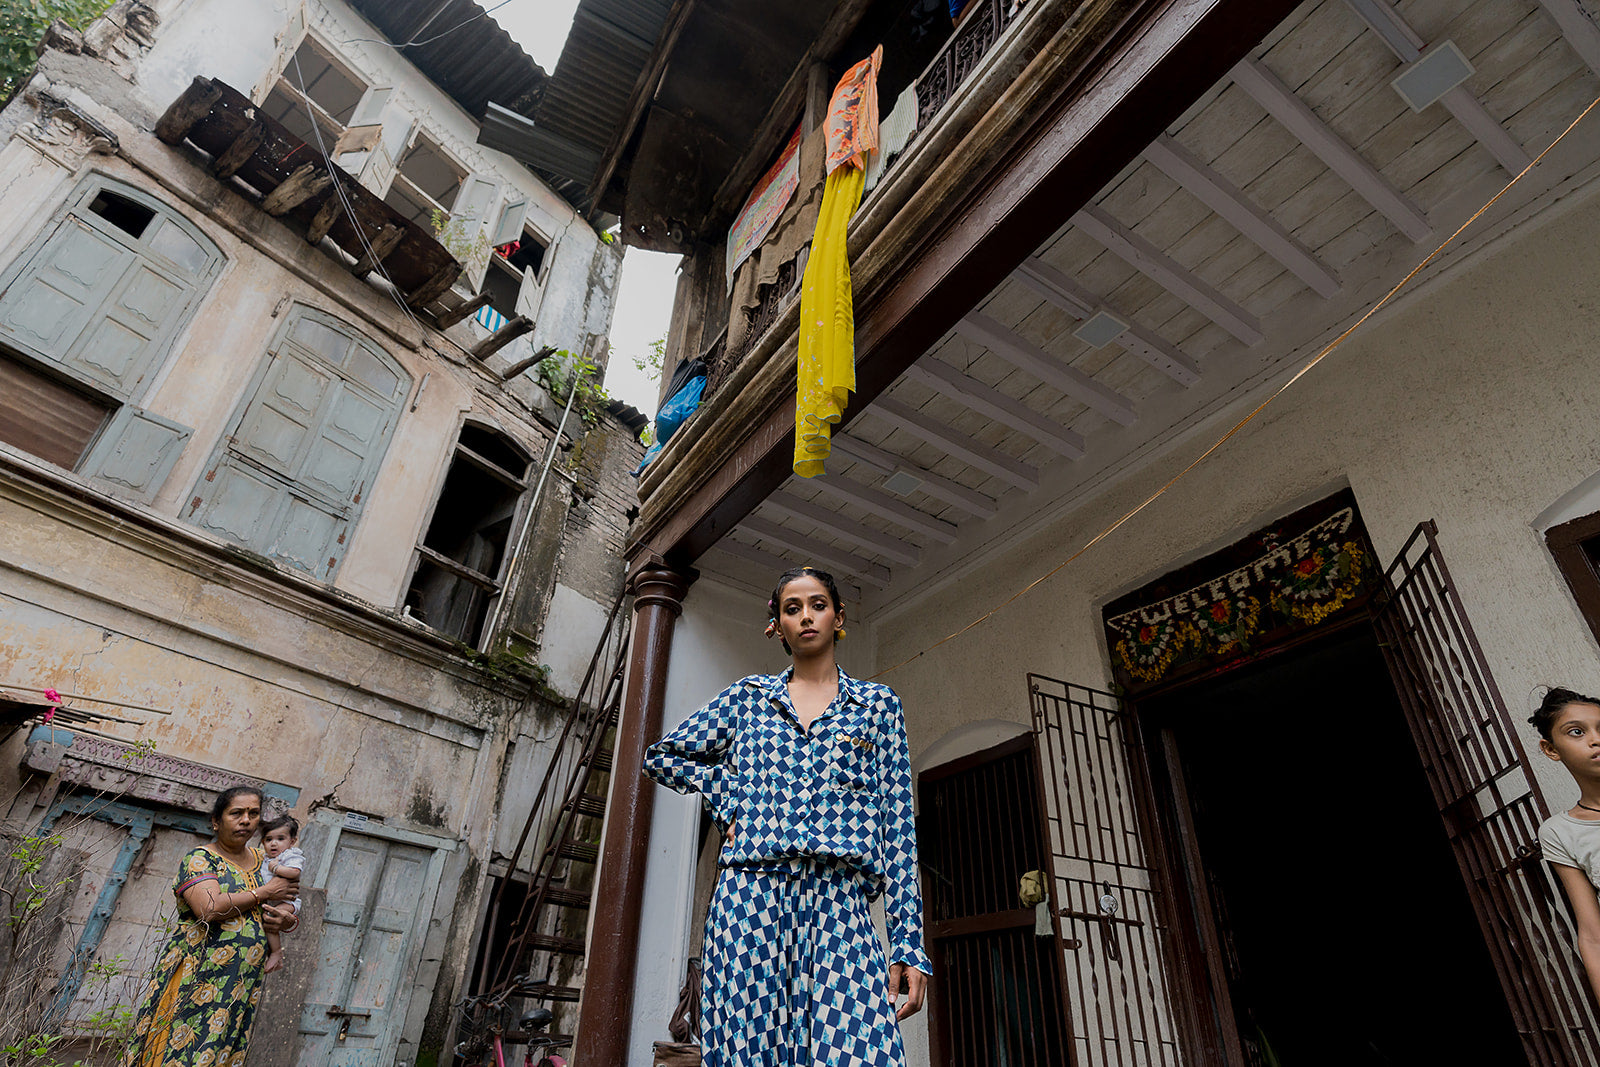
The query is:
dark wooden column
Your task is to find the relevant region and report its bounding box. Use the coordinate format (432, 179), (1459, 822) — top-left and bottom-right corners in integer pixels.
(574, 561), (692, 1065)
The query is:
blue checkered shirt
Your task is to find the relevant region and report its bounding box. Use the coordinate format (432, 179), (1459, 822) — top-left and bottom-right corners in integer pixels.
(644, 668), (931, 973)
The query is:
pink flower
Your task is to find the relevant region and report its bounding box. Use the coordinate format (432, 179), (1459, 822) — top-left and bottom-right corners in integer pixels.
(41, 687), (61, 724)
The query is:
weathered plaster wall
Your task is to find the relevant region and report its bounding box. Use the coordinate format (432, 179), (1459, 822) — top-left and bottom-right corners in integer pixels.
(874, 176), (1600, 811)
(0, 1), (634, 1060)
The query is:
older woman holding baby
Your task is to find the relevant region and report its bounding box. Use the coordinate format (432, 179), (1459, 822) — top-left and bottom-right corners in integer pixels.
(122, 785), (298, 1067)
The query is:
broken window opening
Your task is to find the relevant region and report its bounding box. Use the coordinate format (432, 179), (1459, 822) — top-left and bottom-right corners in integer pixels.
(480, 225), (550, 322)
(480, 255), (522, 322)
(404, 424), (531, 647)
(87, 190), (156, 239)
(0, 348), (114, 470)
(384, 134), (465, 229)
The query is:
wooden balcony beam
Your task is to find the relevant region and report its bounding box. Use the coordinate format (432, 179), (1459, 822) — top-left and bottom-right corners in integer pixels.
(350, 223), (404, 276)
(1230, 57), (1431, 242)
(830, 434), (999, 519)
(1142, 135), (1339, 298)
(1013, 258), (1201, 386)
(1344, 0), (1530, 174)
(1071, 205), (1263, 345)
(470, 316), (535, 361)
(432, 294), (493, 329)
(212, 120), (266, 181)
(812, 474), (960, 544)
(954, 313), (1138, 426)
(868, 397), (1040, 491)
(737, 514), (892, 588)
(764, 491), (922, 566)
(1535, 0), (1600, 81)
(905, 358), (1087, 459)
(260, 163), (334, 217)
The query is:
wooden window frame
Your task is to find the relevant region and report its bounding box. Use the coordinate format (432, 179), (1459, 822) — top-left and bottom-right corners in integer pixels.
(1547, 511), (1600, 648)
(402, 421), (533, 650)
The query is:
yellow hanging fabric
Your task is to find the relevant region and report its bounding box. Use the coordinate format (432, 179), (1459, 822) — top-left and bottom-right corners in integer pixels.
(794, 46), (881, 478)
(794, 164), (865, 477)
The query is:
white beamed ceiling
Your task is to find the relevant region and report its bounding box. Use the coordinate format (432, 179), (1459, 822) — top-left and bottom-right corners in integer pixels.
(698, 0), (1600, 604)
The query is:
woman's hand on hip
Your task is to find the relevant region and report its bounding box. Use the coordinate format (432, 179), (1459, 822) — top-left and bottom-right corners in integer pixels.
(888, 963), (927, 1020)
(259, 875), (298, 903)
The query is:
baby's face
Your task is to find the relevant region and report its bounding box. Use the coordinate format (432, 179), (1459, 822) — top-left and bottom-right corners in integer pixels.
(263, 826), (295, 858)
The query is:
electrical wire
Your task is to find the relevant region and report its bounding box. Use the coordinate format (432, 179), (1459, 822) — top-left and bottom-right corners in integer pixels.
(866, 92), (1600, 681)
(289, 52), (440, 343)
(341, 0), (523, 51)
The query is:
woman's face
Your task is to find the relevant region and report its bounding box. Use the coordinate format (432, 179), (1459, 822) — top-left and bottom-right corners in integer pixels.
(775, 575), (842, 657)
(213, 793), (263, 851)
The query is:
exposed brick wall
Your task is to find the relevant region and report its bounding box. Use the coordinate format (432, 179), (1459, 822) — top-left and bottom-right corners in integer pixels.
(553, 410), (644, 607)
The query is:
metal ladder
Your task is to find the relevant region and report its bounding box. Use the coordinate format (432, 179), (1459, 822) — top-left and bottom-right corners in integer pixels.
(475, 587), (632, 1014)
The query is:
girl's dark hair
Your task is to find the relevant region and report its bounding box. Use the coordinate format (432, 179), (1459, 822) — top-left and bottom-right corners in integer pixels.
(211, 785), (264, 823)
(262, 814), (300, 840)
(1529, 686), (1600, 739)
(767, 566), (844, 655)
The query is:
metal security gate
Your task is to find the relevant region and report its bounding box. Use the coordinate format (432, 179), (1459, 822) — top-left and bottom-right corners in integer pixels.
(1375, 521), (1600, 1066)
(918, 734), (1075, 1066)
(1029, 678), (1184, 1067)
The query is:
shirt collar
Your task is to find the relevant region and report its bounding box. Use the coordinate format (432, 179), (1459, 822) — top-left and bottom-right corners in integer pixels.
(759, 666), (865, 715)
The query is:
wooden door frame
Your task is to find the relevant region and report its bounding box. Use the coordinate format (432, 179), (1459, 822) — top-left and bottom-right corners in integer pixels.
(1118, 612), (1380, 1067)
(918, 730), (1076, 1067)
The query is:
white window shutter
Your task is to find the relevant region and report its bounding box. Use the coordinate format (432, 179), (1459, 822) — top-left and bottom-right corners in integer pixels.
(490, 196), (528, 247)
(452, 175), (499, 290)
(252, 1), (309, 103)
(348, 86), (392, 128)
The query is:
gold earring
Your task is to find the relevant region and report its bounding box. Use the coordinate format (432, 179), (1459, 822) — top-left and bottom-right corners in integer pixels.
(836, 627), (847, 640)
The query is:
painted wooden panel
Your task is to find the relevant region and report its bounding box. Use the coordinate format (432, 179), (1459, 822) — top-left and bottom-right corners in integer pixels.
(298, 834), (433, 1067)
(0, 219), (133, 360)
(79, 405), (193, 502)
(233, 352), (334, 476)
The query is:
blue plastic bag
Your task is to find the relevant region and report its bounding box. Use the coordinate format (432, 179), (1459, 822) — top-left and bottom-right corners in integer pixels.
(634, 368), (706, 476)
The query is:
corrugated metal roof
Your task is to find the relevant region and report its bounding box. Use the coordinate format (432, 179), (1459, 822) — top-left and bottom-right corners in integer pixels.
(344, 0), (548, 118)
(529, 0), (676, 207)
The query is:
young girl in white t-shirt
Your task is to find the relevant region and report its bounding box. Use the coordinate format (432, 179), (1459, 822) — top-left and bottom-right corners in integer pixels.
(1534, 685), (1600, 1004)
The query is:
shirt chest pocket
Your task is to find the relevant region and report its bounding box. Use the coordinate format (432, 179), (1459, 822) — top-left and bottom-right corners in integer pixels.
(829, 721), (878, 791)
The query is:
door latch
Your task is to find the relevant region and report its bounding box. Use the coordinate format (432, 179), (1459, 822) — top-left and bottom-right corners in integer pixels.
(327, 1005), (372, 1041)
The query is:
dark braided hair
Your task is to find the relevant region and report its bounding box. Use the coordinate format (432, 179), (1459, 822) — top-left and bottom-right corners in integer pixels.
(1528, 686), (1600, 740)
(767, 566), (844, 655)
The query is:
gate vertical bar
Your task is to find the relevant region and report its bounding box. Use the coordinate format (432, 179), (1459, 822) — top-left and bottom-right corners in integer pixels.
(1376, 521), (1600, 1066)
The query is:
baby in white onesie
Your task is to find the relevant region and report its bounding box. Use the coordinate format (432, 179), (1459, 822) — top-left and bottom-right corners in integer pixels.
(261, 814), (305, 974)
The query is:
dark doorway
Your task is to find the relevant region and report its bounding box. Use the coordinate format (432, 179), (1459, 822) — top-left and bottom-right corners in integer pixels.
(1142, 625), (1523, 1065)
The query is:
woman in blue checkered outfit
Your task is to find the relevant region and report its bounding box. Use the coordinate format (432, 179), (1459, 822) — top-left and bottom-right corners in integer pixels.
(645, 566), (931, 1066)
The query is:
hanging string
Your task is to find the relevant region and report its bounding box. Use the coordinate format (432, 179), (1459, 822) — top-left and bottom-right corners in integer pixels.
(868, 93), (1600, 681)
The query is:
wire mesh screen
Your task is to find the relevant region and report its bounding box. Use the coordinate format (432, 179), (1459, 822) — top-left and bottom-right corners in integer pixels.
(1029, 677), (1184, 1067)
(1376, 522), (1600, 1066)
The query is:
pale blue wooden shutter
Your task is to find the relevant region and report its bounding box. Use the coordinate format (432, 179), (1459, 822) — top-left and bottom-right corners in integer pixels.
(78, 407), (193, 503)
(0, 218), (137, 367)
(189, 310), (408, 581)
(0, 182), (220, 402)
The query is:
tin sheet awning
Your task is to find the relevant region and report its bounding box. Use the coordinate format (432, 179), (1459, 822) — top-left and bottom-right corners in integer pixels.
(479, 0), (674, 213)
(345, 0), (548, 118)
(154, 77), (462, 308)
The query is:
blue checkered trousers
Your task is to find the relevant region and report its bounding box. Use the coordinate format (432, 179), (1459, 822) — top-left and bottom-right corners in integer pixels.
(644, 668), (931, 1066)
